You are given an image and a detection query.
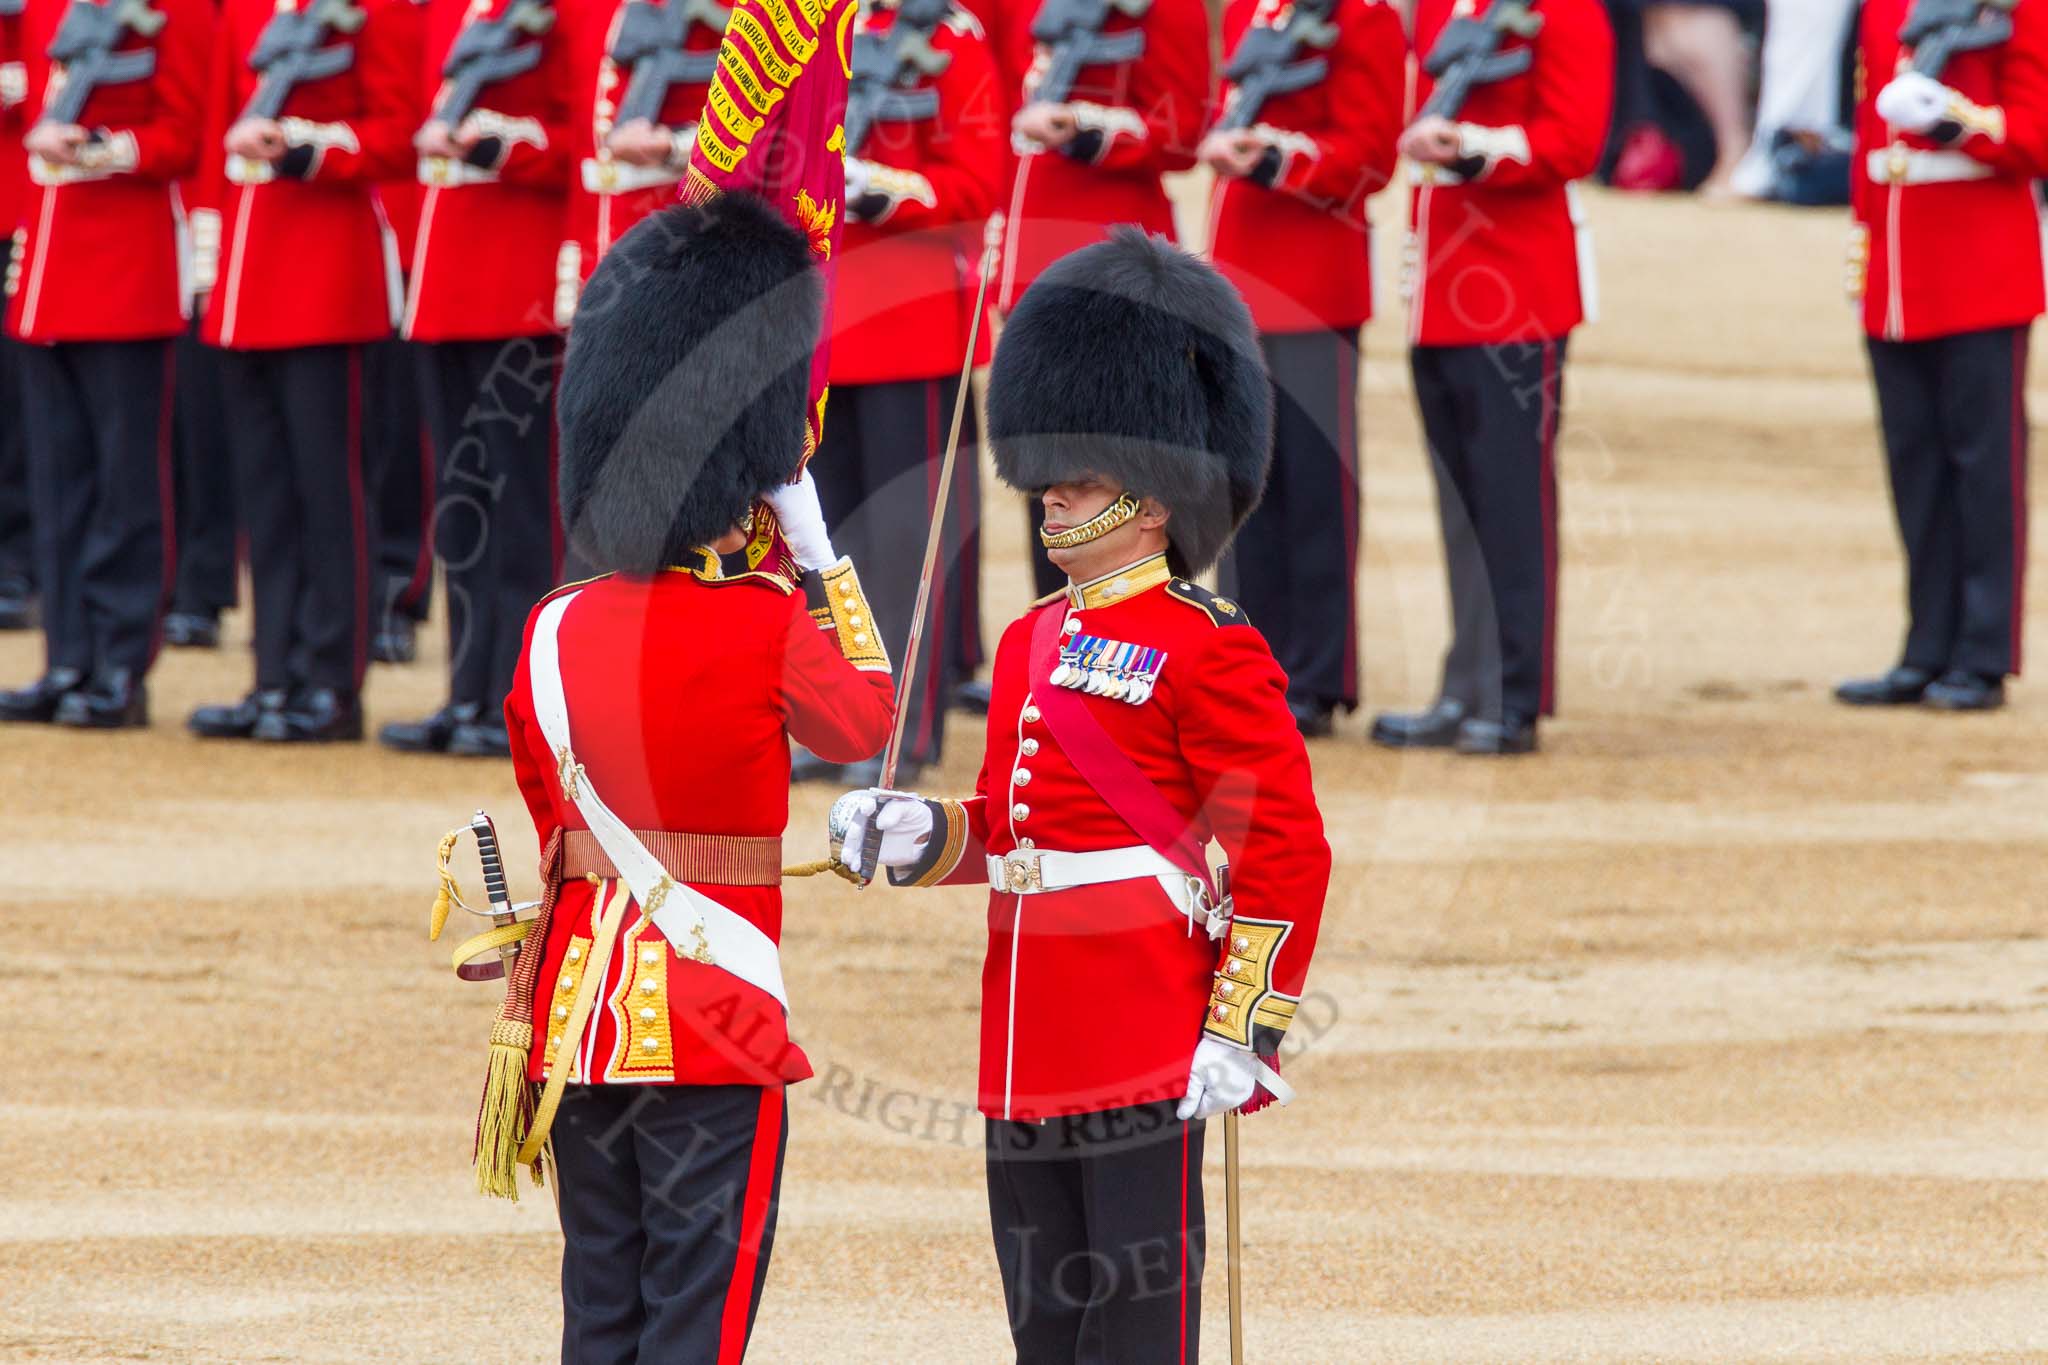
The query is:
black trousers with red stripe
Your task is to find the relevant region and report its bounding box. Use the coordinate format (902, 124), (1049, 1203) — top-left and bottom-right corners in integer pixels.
(811, 376), (962, 766)
(217, 343), (370, 694)
(986, 1103), (1206, 1365)
(418, 337), (562, 715)
(1221, 327), (1363, 713)
(171, 322), (240, 617)
(550, 1083), (787, 1365)
(366, 336), (433, 634)
(17, 339), (173, 680)
(0, 339), (38, 592)
(1411, 339), (1567, 723)
(1866, 324), (2030, 679)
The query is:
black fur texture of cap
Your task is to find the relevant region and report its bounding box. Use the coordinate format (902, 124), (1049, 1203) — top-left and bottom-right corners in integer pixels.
(557, 192), (820, 576)
(985, 227), (1273, 577)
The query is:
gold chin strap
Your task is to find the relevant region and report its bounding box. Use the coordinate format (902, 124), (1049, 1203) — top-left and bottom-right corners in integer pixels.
(1040, 492), (1140, 550)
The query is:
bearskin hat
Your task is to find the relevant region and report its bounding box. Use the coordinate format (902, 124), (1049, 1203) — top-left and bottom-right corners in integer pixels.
(557, 192), (821, 576)
(985, 227), (1273, 578)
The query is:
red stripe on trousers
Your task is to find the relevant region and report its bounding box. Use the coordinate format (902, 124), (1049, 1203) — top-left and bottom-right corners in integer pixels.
(347, 349), (369, 687)
(1178, 1119), (1189, 1364)
(149, 343), (178, 668)
(1539, 340), (1560, 717)
(2012, 329), (2028, 675)
(717, 1087), (783, 1364)
(1338, 335), (1360, 703)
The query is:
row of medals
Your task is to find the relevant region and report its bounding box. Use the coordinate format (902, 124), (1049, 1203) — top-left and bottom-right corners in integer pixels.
(1049, 636), (1167, 705)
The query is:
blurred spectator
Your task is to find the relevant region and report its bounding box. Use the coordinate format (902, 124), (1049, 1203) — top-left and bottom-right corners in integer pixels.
(1605, 0), (1760, 194)
(1728, 0), (1858, 201)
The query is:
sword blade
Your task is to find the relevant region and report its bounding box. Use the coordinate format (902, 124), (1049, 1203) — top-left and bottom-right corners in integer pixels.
(1225, 1109), (1245, 1365)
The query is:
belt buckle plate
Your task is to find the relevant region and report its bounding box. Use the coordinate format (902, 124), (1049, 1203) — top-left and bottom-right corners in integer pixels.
(1003, 852), (1043, 894)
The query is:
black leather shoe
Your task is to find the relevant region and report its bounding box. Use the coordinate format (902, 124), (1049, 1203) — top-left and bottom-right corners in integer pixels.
(258, 688), (363, 743)
(0, 575), (34, 631)
(1456, 715), (1539, 755)
(370, 620), (417, 665)
(1922, 670), (2005, 711)
(0, 667), (86, 723)
(379, 700), (478, 753)
(55, 671), (148, 729)
(790, 748), (847, 784)
(447, 720), (512, 758)
(161, 611), (220, 649)
(1289, 699), (1334, 739)
(1369, 698), (1468, 749)
(1834, 665), (1935, 707)
(952, 679), (993, 715)
(189, 688), (287, 739)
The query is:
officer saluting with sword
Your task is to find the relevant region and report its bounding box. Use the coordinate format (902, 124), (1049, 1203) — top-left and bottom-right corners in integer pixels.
(835, 228), (1333, 1365)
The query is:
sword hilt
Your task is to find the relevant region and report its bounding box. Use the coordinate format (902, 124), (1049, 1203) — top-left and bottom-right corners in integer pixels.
(471, 810), (518, 918)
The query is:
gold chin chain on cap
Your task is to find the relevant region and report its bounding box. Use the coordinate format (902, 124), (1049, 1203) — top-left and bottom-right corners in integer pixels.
(1039, 492), (1140, 550)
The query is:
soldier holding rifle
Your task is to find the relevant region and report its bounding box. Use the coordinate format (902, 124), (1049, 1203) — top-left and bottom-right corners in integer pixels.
(1835, 0), (2048, 712)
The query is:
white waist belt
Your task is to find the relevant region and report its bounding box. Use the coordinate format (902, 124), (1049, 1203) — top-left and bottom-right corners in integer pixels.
(987, 844), (1227, 939)
(580, 156), (682, 195)
(1866, 147), (1993, 187)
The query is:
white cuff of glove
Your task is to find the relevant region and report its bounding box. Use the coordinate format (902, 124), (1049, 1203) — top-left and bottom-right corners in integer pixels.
(764, 470), (837, 571)
(838, 790), (933, 881)
(1176, 1037), (1261, 1121)
(1875, 72), (1954, 134)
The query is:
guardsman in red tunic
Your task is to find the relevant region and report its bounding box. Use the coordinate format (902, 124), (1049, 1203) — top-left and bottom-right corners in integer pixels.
(558, 0), (724, 319)
(790, 0), (1003, 787)
(0, 0), (209, 729)
(1200, 0), (1403, 738)
(1834, 0), (2048, 712)
(998, 0), (1207, 598)
(1369, 0), (1612, 756)
(186, 0), (425, 743)
(365, 163), (433, 667)
(0, 0), (36, 632)
(380, 0), (570, 759)
(492, 194), (895, 1361)
(839, 231), (1331, 1365)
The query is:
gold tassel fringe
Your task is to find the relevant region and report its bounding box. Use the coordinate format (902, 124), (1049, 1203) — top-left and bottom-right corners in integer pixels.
(473, 1019), (536, 1201)
(429, 828), (464, 942)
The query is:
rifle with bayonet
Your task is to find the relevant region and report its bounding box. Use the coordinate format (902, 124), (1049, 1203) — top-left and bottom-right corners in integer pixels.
(241, 0), (367, 122)
(1026, 0), (1150, 108)
(41, 0), (165, 127)
(1418, 0), (1542, 121)
(610, 0), (727, 126)
(1900, 0), (2018, 78)
(1217, 0), (1339, 131)
(433, 0), (554, 128)
(844, 0), (953, 157)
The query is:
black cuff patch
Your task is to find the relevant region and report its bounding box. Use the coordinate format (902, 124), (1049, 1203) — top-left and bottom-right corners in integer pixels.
(277, 144), (317, 180)
(1061, 128), (1106, 164)
(1248, 145), (1282, 188)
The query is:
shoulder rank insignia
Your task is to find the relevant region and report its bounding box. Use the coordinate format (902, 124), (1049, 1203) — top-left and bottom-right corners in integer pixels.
(1167, 579), (1251, 627)
(1050, 633), (1167, 704)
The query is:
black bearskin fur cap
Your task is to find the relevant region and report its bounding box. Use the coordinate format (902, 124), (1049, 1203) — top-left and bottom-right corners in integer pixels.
(557, 192), (821, 576)
(985, 227), (1273, 577)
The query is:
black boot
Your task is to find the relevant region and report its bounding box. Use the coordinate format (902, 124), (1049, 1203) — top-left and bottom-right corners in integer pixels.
(55, 670), (148, 729)
(189, 688), (288, 739)
(259, 688), (364, 743)
(1288, 698), (1334, 739)
(379, 700), (478, 753)
(952, 679), (993, 715)
(1921, 671), (2005, 712)
(0, 667), (86, 723)
(1368, 698), (1467, 749)
(370, 619), (417, 665)
(1455, 714), (1539, 756)
(161, 611), (221, 649)
(447, 719), (512, 758)
(790, 747), (847, 784)
(1834, 665), (1935, 707)
(840, 755), (921, 789)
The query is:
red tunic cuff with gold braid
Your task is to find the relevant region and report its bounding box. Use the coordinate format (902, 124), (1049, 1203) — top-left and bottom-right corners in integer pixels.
(889, 798), (975, 888)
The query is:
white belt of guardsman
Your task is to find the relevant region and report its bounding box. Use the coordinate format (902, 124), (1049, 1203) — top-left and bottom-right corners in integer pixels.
(579, 157), (683, 195)
(529, 590), (789, 1009)
(988, 845), (1229, 939)
(1866, 147), (1994, 187)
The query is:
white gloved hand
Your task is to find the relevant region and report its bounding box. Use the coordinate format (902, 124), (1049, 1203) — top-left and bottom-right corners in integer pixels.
(764, 469), (837, 571)
(1875, 72), (1955, 135)
(1175, 1037), (1261, 1122)
(837, 790), (934, 882)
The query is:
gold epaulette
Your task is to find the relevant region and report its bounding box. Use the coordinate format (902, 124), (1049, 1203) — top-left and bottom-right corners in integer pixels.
(1167, 579), (1252, 628)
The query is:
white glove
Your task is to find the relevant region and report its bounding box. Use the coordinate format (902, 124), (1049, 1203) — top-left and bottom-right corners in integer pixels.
(1175, 1037), (1260, 1122)
(1875, 72), (1954, 135)
(763, 469), (836, 571)
(837, 791), (934, 882)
